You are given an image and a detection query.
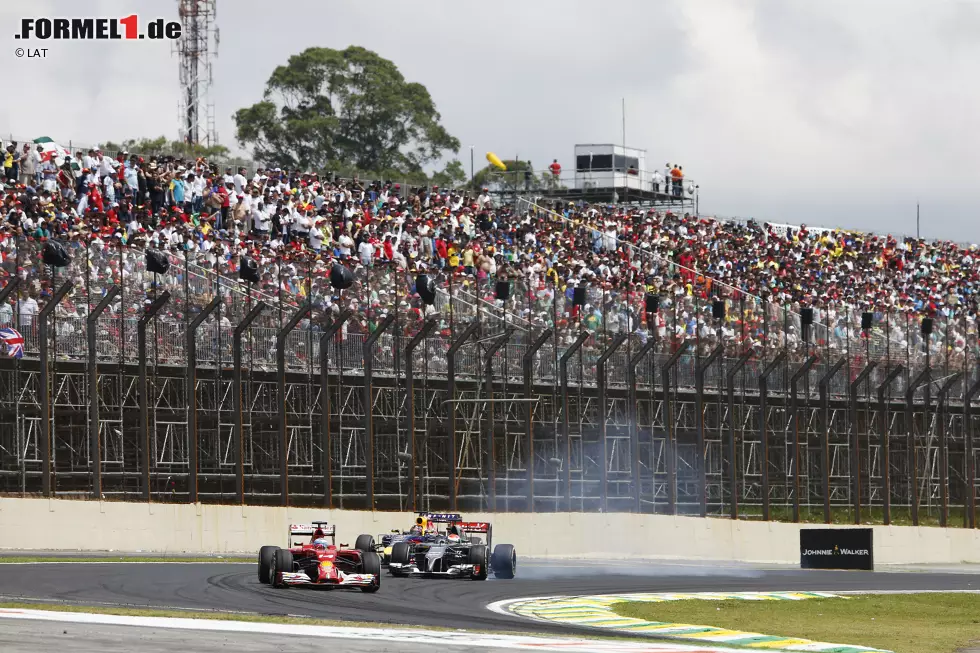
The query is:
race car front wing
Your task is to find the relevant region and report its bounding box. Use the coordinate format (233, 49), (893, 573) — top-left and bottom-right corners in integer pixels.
(387, 562), (477, 577)
(278, 570), (377, 586)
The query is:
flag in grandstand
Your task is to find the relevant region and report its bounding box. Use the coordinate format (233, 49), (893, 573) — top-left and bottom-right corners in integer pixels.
(33, 137), (76, 169)
(0, 328), (24, 359)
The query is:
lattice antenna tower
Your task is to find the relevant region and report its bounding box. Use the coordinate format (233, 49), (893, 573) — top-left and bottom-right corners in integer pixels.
(173, 0), (219, 146)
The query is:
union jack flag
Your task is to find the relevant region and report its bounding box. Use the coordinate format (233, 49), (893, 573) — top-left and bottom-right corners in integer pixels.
(0, 327), (24, 359)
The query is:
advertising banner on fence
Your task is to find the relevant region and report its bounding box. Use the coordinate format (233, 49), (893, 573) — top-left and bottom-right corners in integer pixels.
(800, 528), (874, 570)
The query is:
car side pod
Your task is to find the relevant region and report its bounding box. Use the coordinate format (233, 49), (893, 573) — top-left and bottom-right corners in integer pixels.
(490, 544), (516, 579)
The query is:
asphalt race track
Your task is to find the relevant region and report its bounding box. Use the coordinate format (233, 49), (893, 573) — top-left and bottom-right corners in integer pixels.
(1, 559), (979, 634)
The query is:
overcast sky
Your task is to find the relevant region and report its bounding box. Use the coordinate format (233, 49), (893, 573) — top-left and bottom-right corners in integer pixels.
(3, 0), (979, 240)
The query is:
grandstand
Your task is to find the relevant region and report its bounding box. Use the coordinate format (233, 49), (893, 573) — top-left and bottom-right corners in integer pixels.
(0, 142), (977, 530)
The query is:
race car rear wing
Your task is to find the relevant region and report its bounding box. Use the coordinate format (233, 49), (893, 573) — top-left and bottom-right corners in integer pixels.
(422, 512), (461, 523)
(459, 521), (492, 546)
(288, 521), (335, 547)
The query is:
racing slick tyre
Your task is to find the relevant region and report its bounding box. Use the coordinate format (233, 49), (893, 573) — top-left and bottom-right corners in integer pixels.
(468, 544), (489, 580)
(390, 541), (411, 565)
(360, 551), (382, 593)
(272, 547), (294, 588)
(258, 545), (277, 584)
(389, 541), (411, 576)
(355, 534), (375, 553)
(491, 544), (516, 579)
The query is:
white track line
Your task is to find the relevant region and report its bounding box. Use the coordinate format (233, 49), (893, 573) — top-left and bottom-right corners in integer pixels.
(0, 608), (744, 653)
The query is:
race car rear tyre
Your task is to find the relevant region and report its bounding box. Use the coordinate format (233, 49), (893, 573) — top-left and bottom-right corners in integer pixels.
(468, 544), (488, 580)
(360, 551), (382, 593)
(258, 545), (277, 584)
(355, 534), (375, 553)
(272, 548), (294, 588)
(390, 541), (411, 565)
(491, 544), (516, 579)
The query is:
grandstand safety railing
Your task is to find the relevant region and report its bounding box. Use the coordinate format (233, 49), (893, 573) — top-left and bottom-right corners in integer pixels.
(0, 229), (977, 400)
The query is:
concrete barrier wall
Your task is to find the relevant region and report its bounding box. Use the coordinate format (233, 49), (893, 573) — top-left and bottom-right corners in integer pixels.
(1, 498), (978, 564)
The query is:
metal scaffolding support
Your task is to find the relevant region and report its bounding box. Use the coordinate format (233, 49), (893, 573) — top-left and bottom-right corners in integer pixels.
(232, 300), (266, 504)
(597, 333), (626, 513)
(484, 327), (514, 512)
(662, 342), (690, 515)
(40, 280), (73, 498)
(694, 344), (723, 518)
(818, 357), (847, 523)
(87, 286), (120, 499)
(319, 309), (351, 508)
(185, 296), (220, 504)
(726, 350), (753, 520)
(906, 367), (931, 526)
(364, 313), (395, 510)
(936, 372), (962, 527)
(138, 292), (170, 501)
(849, 363), (877, 524)
(789, 355), (817, 523)
(405, 318), (436, 513)
(277, 302), (311, 507)
(758, 352), (787, 521)
(628, 338), (656, 514)
(523, 328), (552, 511)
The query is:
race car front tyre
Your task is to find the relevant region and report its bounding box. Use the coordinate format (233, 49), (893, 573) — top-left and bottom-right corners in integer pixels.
(468, 544), (488, 580)
(272, 548), (294, 588)
(390, 541), (411, 565)
(491, 544), (516, 579)
(355, 534), (375, 553)
(360, 551), (382, 593)
(258, 545), (277, 584)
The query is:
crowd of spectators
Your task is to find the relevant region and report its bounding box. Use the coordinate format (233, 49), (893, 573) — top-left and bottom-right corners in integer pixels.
(0, 142), (977, 378)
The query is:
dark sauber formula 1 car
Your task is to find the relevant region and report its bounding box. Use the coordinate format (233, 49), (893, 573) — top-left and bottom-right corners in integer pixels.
(257, 521), (381, 592)
(387, 513), (517, 580)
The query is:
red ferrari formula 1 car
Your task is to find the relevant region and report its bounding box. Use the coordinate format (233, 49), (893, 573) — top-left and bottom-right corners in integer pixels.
(257, 521), (381, 592)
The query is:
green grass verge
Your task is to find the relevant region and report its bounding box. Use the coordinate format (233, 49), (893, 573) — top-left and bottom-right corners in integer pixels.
(0, 556), (250, 564)
(612, 593), (980, 653)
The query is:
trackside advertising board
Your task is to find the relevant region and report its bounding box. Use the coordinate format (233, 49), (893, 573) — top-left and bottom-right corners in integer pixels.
(800, 528), (874, 570)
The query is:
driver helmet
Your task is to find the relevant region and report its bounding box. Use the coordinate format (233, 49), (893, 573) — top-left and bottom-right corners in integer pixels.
(312, 538), (330, 549)
(447, 532), (461, 543)
(409, 524), (423, 535)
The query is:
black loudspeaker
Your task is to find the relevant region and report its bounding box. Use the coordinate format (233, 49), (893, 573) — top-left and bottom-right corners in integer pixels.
(712, 300), (725, 320)
(495, 280), (511, 301)
(42, 240), (71, 268)
(921, 317), (933, 336)
(330, 264), (354, 290)
(801, 307), (814, 327)
(573, 286), (587, 306)
(644, 293), (659, 314)
(145, 249), (170, 274)
(240, 257), (260, 284)
(861, 312), (874, 331)
(416, 274), (437, 305)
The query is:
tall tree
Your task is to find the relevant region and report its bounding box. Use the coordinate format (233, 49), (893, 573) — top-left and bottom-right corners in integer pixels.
(234, 46), (460, 174)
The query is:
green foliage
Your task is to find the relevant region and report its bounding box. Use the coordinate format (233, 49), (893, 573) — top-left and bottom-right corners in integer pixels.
(101, 137), (229, 160)
(431, 160), (466, 189)
(234, 46), (460, 174)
